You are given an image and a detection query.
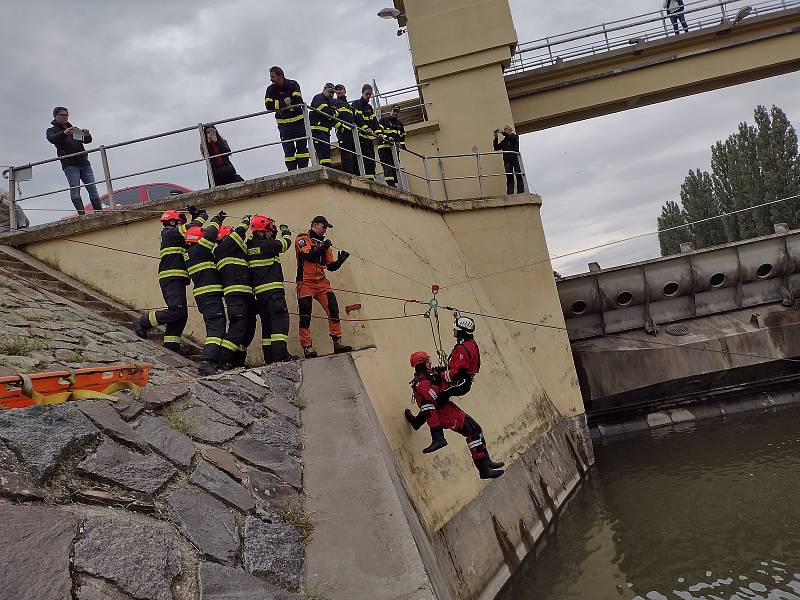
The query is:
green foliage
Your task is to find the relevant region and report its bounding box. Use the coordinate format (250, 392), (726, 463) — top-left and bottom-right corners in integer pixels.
(657, 105), (800, 255)
(279, 503), (315, 544)
(0, 336), (48, 356)
(165, 407), (195, 434)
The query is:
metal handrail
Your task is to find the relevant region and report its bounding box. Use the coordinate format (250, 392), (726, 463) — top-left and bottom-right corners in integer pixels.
(508, 0), (800, 74)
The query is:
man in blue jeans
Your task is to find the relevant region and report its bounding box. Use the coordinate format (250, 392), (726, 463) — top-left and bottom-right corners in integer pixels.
(46, 106), (102, 215)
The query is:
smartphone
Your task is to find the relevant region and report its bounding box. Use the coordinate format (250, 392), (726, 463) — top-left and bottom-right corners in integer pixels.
(72, 128), (85, 142)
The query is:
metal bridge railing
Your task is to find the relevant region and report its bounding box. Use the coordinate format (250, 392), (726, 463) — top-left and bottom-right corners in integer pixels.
(508, 0), (800, 74)
(2, 103), (529, 229)
(372, 82), (429, 124)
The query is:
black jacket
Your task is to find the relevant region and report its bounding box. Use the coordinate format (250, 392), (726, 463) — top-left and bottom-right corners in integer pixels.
(187, 213), (223, 297)
(351, 98), (380, 140)
(332, 96), (354, 136)
(493, 132), (520, 159)
(377, 116), (405, 150)
(214, 219), (253, 296)
(46, 120), (92, 167)
(310, 93), (336, 131)
(264, 79), (304, 126)
(247, 229), (293, 295)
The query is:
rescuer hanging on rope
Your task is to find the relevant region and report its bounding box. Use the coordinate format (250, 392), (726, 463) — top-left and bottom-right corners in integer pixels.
(436, 315), (482, 403)
(404, 351), (505, 479)
(184, 210), (227, 376)
(134, 206), (206, 353)
(247, 215), (297, 363)
(215, 215), (257, 369)
(295, 215), (352, 358)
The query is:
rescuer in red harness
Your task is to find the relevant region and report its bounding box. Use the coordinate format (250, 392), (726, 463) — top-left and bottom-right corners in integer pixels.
(404, 347), (504, 479)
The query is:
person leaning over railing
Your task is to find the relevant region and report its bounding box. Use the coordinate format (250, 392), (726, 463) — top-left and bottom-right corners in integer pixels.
(493, 125), (525, 195)
(45, 106), (102, 215)
(264, 66), (309, 171)
(351, 84), (381, 181)
(332, 84), (357, 175)
(309, 83), (337, 167)
(377, 105), (406, 188)
(202, 125), (244, 186)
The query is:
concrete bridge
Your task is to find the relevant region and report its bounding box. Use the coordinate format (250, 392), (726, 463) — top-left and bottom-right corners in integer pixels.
(556, 227), (800, 422)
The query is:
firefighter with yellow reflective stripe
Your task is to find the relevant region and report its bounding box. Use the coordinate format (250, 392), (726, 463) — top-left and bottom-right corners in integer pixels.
(264, 66), (309, 171)
(185, 210), (227, 376)
(351, 84), (381, 180)
(247, 215), (296, 364)
(214, 215), (256, 368)
(310, 83), (336, 168)
(134, 206), (206, 353)
(377, 106), (406, 187)
(332, 84), (357, 175)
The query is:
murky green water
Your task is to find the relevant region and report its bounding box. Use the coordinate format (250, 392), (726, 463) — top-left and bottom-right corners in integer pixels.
(498, 407), (800, 600)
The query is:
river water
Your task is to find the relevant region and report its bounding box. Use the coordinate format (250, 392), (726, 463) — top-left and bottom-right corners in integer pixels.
(497, 407), (800, 600)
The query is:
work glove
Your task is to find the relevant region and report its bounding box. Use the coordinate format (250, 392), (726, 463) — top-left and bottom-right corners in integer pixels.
(186, 205), (199, 219)
(216, 210), (226, 221)
(321, 239), (333, 250)
(337, 250), (350, 263)
(279, 224), (291, 236)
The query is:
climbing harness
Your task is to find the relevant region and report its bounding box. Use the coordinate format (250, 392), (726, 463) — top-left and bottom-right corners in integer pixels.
(0, 364), (152, 409)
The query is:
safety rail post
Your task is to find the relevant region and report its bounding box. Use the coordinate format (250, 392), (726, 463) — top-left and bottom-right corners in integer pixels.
(198, 123), (216, 188)
(438, 158), (449, 201)
(660, 9), (669, 34)
(7, 168), (16, 230)
(302, 104), (318, 167)
(352, 125), (366, 178)
(99, 145), (115, 208)
(474, 151), (485, 197)
(391, 143), (408, 192)
(602, 23), (610, 50)
(423, 155), (434, 199)
(546, 36), (554, 65)
(518, 152), (529, 194)
(720, 0), (727, 19)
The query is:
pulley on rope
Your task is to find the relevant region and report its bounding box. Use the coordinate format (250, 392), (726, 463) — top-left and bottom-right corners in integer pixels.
(422, 285), (450, 366)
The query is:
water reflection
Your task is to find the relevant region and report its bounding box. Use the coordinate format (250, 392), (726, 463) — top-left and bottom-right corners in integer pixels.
(497, 408), (800, 600)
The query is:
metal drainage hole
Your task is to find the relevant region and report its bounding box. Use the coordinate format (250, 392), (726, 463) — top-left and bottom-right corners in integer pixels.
(616, 291), (633, 307)
(756, 263), (773, 279)
(665, 323), (690, 336)
(663, 281), (680, 297)
(709, 273), (726, 288)
(571, 300), (587, 316)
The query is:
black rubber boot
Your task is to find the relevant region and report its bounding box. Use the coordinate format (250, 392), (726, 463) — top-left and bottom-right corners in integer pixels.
(404, 408), (426, 431)
(198, 361), (218, 376)
(332, 337), (353, 354)
(476, 458), (504, 479)
(133, 315), (150, 339)
(303, 347), (318, 359)
(422, 427), (448, 454)
(484, 452), (505, 470)
(262, 346), (274, 366)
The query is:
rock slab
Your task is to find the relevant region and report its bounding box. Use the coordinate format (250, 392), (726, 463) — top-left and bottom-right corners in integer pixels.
(250, 415), (303, 458)
(199, 562), (301, 600)
(74, 515), (182, 600)
(137, 415), (195, 469)
(182, 405), (243, 445)
(201, 446), (243, 481)
(190, 461), (255, 513)
(244, 513), (303, 591)
(140, 382), (190, 408)
(77, 438), (176, 494)
(0, 506), (76, 600)
(231, 437), (302, 489)
(249, 470), (301, 510)
(0, 470), (45, 501)
(192, 381), (256, 427)
(166, 486), (239, 564)
(0, 403), (98, 482)
(77, 400), (146, 449)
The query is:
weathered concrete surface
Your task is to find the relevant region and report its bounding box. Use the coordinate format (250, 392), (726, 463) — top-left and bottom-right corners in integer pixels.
(190, 461), (256, 513)
(0, 403), (98, 483)
(74, 515), (182, 600)
(166, 487), (240, 565)
(244, 512), (304, 591)
(198, 562), (301, 600)
(0, 506), (76, 600)
(302, 354), (437, 600)
(78, 438), (177, 494)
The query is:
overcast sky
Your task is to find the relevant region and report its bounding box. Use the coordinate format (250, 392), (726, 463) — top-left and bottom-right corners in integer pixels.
(1, 1), (798, 275)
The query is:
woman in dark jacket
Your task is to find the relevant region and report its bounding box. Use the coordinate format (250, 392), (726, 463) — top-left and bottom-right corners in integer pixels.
(202, 126), (244, 186)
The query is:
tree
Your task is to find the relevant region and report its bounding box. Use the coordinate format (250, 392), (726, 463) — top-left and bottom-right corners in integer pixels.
(656, 105), (800, 255)
(657, 200), (686, 256)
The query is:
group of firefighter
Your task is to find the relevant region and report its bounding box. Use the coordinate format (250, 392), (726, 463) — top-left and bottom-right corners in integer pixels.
(264, 67), (406, 186)
(134, 208), (352, 376)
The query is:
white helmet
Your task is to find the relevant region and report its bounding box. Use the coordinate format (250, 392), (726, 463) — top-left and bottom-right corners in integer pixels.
(454, 316), (475, 334)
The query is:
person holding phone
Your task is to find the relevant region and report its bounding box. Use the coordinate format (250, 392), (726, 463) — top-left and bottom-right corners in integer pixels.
(46, 106), (102, 215)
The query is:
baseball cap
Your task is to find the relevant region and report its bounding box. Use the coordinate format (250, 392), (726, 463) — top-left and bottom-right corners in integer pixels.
(334, 84), (345, 91)
(311, 215), (333, 228)
(324, 82), (335, 90)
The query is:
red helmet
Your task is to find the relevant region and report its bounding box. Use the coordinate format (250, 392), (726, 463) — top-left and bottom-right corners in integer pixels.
(184, 226), (204, 244)
(160, 209), (182, 222)
(410, 351), (430, 368)
(217, 225), (232, 241)
(250, 215), (275, 233)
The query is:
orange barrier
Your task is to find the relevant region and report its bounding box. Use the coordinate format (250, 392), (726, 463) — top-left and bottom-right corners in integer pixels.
(0, 364), (153, 409)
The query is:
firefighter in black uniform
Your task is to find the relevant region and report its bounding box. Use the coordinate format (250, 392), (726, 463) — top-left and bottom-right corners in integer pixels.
(247, 215), (295, 363)
(134, 207), (205, 353)
(264, 66), (308, 171)
(214, 215), (256, 368)
(351, 84), (381, 181)
(332, 84), (357, 175)
(184, 210), (227, 375)
(309, 83), (336, 168)
(377, 105), (406, 187)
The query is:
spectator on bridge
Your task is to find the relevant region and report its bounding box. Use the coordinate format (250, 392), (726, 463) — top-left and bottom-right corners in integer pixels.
(202, 126), (244, 186)
(46, 107), (102, 215)
(664, 0), (689, 34)
(493, 125), (524, 195)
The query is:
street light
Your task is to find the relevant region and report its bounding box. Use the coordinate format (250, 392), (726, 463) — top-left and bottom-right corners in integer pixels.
(377, 7), (402, 19)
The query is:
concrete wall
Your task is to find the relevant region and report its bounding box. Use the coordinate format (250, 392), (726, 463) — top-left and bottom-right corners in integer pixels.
(3, 168), (590, 599)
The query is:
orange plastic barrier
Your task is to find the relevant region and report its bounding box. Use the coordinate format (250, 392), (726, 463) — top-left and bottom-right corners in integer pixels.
(0, 363), (153, 409)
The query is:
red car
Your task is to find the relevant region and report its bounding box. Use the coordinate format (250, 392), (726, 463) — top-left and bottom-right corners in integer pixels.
(83, 182), (192, 213)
